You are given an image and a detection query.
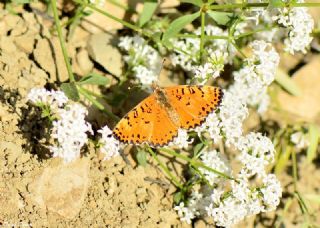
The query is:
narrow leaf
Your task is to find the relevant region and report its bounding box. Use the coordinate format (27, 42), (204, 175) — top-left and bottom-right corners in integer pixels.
(307, 124), (320, 162)
(275, 146), (292, 175)
(78, 73), (110, 85)
(163, 11), (200, 41)
(181, 0), (203, 7)
(275, 69), (302, 96)
(173, 192), (183, 204)
(207, 10), (233, 25)
(61, 82), (80, 101)
(138, 0), (158, 27)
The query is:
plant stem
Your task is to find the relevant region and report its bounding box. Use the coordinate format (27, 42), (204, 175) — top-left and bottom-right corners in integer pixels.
(234, 26), (275, 39)
(147, 147), (183, 189)
(50, 0), (75, 82)
(199, 9), (206, 63)
(291, 149), (298, 192)
(159, 148), (236, 182)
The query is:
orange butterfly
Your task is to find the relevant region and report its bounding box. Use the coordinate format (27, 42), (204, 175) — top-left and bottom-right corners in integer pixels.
(113, 85), (223, 146)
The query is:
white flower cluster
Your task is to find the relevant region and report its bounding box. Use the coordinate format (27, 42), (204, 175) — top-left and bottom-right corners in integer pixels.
(231, 40), (279, 113)
(175, 139), (282, 227)
(193, 51), (227, 84)
(27, 88), (93, 163)
(98, 125), (120, 160)
(196, 89), (248, 146)
(199, 150), (231, 185)
(175, 52), (281, 224)
(237, 133), (275, 177)
(119, 35), (162, 85)
(171, 25), (235, 83)
(27, 88), (68, 110)
(50, 104), (93, 163)
(174, 191), (202, 224)
(272, 0), (314, 54)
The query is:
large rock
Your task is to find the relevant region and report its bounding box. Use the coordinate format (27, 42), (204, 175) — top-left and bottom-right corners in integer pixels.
(87, 33), (123, 77)
(29, 158), (90, 219)
(277, 56), (320, 123)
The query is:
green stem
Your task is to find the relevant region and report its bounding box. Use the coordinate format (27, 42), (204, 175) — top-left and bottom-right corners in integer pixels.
(73, 0), (144, 36)
(291, 149), (298, 192)
(50, 0), (75, 82)
(77, 86), (119, 122)
(159, 148), (236, 182)
(147, 147), (183, 189)
(199, 10), (206, 63)
(234, 26), (275, 39)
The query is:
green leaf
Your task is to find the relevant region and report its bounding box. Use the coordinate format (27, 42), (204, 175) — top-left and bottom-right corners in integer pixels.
(173, 191), (183, 204)
(138, 0), (158, 27)
(269, 0), (285, 7)
(193, 142), (204, 156)
(61, 82), (80, 101)
(136, 149), (148, 167)
(275, 69), (302, 96)
(307, 124), (320, 162)
(162, 11), (200, 41)
(181, 0), (203, 7)
(78, 73), (110, 86)
(275, 146), (292, 175)
(207, 10), (233, 25)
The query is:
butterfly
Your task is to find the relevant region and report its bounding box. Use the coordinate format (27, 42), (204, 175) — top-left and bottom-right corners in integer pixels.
(113, 85), (223, 146)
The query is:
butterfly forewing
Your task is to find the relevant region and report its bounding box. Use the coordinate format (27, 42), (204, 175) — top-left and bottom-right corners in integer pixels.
(113, 94), (177, 146)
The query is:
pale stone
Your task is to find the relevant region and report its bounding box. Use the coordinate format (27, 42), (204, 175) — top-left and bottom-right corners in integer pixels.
(277, 56), (320, 123)
(30, 158), (90, 219)
(87, 33), (123, 77)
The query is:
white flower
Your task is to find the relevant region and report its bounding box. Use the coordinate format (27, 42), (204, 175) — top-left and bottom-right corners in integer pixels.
(206, 196), (248, 228)
(132, 65), (158, 85)
(230, 41), (279, 113)
(98, 125), (120, 160)
(290, 131), (309, 149)
(168, 129), (193, 149)
(195, 90), (248, 147)
(27, 88), (68, 109)
(119, 35), (161, 85)
(272, 0), (314, 54)
(49, 104), (93, 163)
(174, 191), (202, 224)
(195, 111), (222, 143)
(237, 133), (275, 177)
(171, 25), (235, 73)
(192, 50), (226, 84)
(231, 177), (251, 203)
(218, 90), (248, 146)
(261, 174), (282, 211)
(199, 150), (232, 185)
